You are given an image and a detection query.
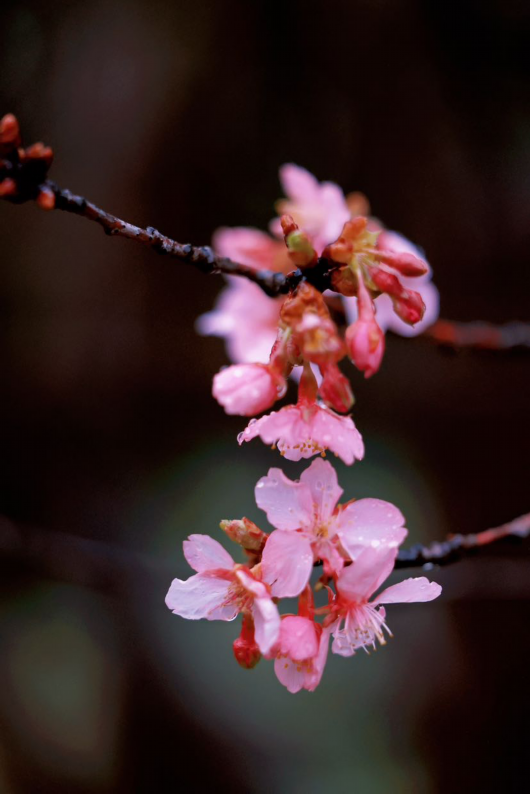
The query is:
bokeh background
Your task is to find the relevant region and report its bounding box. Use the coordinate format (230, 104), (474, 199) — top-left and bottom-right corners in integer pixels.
(1, 1), (529, 792)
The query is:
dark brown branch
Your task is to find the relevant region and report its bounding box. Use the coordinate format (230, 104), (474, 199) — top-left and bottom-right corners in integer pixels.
(313, 512), (530, 570)
(2, 513), (529, 596)
(0, 113), (333, 297)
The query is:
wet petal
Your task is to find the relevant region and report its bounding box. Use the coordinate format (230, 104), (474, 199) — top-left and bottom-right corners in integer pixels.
(374, 577), (442, 605)
(337, 498), (407, 559)
(261, 530), (313, 598)
(255, 468), (314, 531)
(165, 573), (237, 621)
(336, 546), (397, 602)
(252, 597), (281, 655)
(300, 458), (343, 523)
(183, 534), (234, 573)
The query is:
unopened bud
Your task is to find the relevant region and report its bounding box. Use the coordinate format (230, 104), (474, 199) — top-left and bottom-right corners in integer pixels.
(220, 518), (267, 551)
(233, 614), (261, 669)
(345, 318), (385, 378)
(0, 114), (21, 149)
(319, 363), (354, 412)
(36, 186), (55, 210)
(373, 249), (428, 277)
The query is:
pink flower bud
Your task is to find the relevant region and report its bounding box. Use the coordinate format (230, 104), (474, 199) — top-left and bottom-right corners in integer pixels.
(372, 250), (428, 277)
(319, 363), (354, 412)
(220, 517), (267, 551)
(213, 363), (284, 416)
(392, 289), (425, 325)
(345, 319), (385, 378)
(233, 615), (261, 669)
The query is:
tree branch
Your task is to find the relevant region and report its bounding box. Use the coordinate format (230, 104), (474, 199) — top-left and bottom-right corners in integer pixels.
(424, 320), (530, 351)
(0, 113), (332, 297)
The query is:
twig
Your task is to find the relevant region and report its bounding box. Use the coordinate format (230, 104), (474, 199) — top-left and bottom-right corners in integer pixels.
(0, 113), (331, 297)
(1, 513), (528, 596)
(395, 512), (530, 568)
(424, 320), (530, 351)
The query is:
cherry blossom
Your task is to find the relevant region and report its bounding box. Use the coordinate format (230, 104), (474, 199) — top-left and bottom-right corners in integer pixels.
(271, 163), (350, 255)
(255, 458), (405, 580)
(165, 534), (281, 655)
(331, 545), (442, 657)
(272, 616), (333, 694)
(238, 401), (364, 464)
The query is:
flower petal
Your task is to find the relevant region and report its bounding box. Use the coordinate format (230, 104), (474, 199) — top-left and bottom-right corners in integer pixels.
(165, 573), (237, 621)
(373, 577), (442, 605)
(183, 534), (235, 573)
(336, 546), (397, 602)
(337, 498), (407, 559)
(300, 458), (343, 524)
(278, 616), (319, 661)
(261, 530), (313, 597)
(252, 597), (281, 655)
(255, 468), (314, 531)
(274, 657), (309, 694)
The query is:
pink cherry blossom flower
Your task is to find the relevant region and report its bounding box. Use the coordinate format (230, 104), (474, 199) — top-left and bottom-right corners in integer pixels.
(238, 401), (364, 465)
(331, 545), (441, 657)
(255, 458), (405, 582)
(165, 534), (280, 655)
(213, 363), (285, 416)
(197, 277), (281, 364)
(271, 164), (351, 255)
(272, 616), (333, 694)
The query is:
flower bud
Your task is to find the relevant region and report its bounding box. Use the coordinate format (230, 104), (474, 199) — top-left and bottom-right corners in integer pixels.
(292, 312), (345, 366)
(233, 615), (261, 669)
(319, 363), (354, 412)
(345, 319), (385, 378)
(220, 517), (267, 551)
(213, 363), (284, 416)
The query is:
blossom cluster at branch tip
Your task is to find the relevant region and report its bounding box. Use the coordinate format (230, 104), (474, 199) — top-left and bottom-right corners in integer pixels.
(166, 458), (441, 694)
(198, 164), (438, 461)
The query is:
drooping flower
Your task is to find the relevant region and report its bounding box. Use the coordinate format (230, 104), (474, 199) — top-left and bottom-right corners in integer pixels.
(238, 401), (364, 464)
(272, 616), (333, 694)
(255, 458), (405, 581)
(165, 534), (281, 655)
(331, 545), (441, 657)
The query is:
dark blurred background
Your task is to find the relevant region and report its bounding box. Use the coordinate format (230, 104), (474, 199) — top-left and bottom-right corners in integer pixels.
(0, 1), (529, 792)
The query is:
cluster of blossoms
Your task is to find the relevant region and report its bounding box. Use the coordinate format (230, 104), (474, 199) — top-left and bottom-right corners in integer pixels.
(166, 165), (442, 692)
(166, 459), (441, 693)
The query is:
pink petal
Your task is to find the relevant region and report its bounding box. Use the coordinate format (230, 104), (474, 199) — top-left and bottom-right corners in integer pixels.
(183, 534), (234, 573)
(165, 573), (237, 621)
(196, 278), (280, 365)
(212, 363), (280, 416)
(255, 468), (314, 531)
(252, 597), (281, 655)
(261, 530), (314, 598)
(274, 657), (310, 694)
(279, 164), (319, 202)
(309, 406), (365, 465)
(305, 625), (333, 691)
(336, 498), (407, 559)
(213, 227), (280, 270)
(336, 546), (397, 603)
(300, 458), (343, 523)
(235, 568), (269, 599)
(278, 616), (319, 661)
(373, 577), (442, 605)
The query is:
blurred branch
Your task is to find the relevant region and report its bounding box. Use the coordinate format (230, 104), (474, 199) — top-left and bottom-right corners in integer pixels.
(424, 320), (530, 351)
(0, 113), (327, 298)
(1, 513), (528, 594)
(394, 512), (530, 568)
